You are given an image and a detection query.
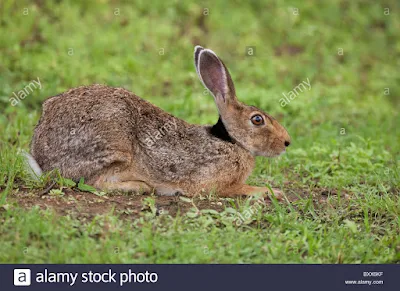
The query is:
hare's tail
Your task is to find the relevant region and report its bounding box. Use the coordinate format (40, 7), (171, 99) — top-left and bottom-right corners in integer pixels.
(21, 151), (43, 179)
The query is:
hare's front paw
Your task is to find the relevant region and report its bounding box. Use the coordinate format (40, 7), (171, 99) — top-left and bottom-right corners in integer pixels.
(252, 186), (283, 201)
(266, 187), (284, 201)
(222, 185), (284, 201)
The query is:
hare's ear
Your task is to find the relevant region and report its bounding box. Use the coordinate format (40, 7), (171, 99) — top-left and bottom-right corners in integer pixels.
(194, 47), (236, 105)
(194, 45), (204, 76)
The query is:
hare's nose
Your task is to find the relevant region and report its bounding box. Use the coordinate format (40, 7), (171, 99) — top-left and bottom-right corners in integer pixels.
(284, 140), (290, 147)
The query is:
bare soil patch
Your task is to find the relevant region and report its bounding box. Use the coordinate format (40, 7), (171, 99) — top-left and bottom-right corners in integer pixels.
(5, 184), (345, 220)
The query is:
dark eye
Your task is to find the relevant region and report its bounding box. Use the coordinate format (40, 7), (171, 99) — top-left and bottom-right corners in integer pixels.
(251, 114), (264, 126)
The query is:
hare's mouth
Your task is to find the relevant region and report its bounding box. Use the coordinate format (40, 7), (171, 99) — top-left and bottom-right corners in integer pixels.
(252, 148), (285, 157)
(270, 150), (286, 158)
(268, 147), (287, 157)
(277, 149), (287, 156)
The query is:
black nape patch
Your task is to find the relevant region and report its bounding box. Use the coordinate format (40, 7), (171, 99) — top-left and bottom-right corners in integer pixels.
(209, 117), (234, 143)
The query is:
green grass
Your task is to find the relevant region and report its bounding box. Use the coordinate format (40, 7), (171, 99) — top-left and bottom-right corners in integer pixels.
(0, 0), (399, 263)
(1, 193), (399, 263)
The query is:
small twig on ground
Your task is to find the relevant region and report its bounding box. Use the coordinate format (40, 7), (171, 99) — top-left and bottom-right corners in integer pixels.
(38, 181), (57, 196)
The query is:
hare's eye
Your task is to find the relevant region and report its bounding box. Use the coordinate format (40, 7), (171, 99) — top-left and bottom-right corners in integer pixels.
(251, 114), (264, 126)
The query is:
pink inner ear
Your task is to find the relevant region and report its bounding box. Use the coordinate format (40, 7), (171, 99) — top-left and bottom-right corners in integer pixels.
(199, 51), (228, 99)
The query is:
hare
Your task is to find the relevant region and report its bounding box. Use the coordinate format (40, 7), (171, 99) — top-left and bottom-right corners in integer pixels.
(30, 46), (290, 198)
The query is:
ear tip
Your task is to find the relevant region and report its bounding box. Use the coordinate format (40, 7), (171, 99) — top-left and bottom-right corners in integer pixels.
(194, 46), (219, 59)
(199, 48), (218, 59)
(194, 45), (204, 56)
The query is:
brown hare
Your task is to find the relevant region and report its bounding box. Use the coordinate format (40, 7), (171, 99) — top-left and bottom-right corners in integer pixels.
(29, 46), (290, 198)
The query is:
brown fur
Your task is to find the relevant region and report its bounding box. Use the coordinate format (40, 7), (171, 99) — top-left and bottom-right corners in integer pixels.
(31, 46), (290, 198)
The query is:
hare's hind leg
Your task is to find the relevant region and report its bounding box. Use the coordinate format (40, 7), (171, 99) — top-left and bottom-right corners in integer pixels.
(220, 184), (284, 200)
(91, 168), (154, 194)
(91, 169), (183, 196)
(99, 180), (153, 194)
